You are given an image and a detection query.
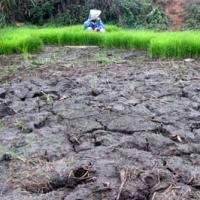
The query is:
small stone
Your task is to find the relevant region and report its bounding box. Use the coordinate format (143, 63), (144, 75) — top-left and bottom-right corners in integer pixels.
(126, 98), (139, 106)
(184, 58), (195, 62)
(112, 104), (125, 111)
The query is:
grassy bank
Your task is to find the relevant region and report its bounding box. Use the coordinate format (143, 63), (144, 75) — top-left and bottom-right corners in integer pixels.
(0, 25), (200, 58)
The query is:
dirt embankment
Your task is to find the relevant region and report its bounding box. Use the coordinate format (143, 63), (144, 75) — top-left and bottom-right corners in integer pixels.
(160, 0), (185, 29)
(160, 0), (200, 29)
(1, 47), (200, 199)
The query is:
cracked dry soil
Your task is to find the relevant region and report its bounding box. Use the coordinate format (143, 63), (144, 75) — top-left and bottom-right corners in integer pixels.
(1, 46), (200, 200)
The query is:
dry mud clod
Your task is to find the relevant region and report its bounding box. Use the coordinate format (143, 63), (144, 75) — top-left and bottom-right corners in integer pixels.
(1, 47), (200, 199)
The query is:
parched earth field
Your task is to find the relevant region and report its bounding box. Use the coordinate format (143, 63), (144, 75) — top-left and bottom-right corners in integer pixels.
(1, 46), (200, 200)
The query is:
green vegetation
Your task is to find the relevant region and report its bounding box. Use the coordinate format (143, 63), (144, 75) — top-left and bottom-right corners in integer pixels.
(1, 0), (200, 30)
(185, 4), (200, 30)
(149, 32), (200, 58)
(0, 121), (5, 128)
(0, 27), (43, 54)
(0, 146), (26, 162)
(0, 0), (169, 30)
(40, 91), (53, 104)
(96, 53), (110, 64)
(1, 25), (200, 58)
(14, 120), (26, 131)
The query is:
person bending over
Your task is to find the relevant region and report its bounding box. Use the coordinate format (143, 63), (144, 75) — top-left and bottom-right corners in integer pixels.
(84, 9), (105, 32)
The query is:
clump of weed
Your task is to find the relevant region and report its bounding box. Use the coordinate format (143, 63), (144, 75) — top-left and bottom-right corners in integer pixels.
(14, 120), (26, 131)
(96, 53), (110, 64)
(40, 91), (53, 103)
(0, 146), (26, 162)
(0, 121), (5, 128)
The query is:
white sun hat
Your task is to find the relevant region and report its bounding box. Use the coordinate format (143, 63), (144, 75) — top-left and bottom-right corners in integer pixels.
(89, 9), (102, 20)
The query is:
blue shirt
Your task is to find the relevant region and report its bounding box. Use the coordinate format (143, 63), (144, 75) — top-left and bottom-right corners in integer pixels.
(83, 19), (104, 30)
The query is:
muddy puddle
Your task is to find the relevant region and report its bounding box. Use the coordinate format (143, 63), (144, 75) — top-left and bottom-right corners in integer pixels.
(1, 46), (200, 199)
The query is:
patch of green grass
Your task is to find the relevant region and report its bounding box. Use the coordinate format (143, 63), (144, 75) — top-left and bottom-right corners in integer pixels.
(95, 53), (110, 64)
(1, 25), (200, 58)
(40, 91), (53, 103)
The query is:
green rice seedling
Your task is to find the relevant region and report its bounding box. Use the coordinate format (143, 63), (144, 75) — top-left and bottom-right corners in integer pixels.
(82, 32), (104, 46)
(131, 31), (157, 49)
(149, 31), (200, 58)
(105, 25), (122, 32)
(36, 28), (63, 44)
(59, 31), (94, 46)
(1, 25), (200, 58)
(63, 24), (120, 32)
(102, 31), (156, 49)
(0, 34), (43, 54)
(149, 38), (163, 58)
(40, 91), (53, 103)
(59, 31), (80, 45)
(58, 31), (73, 45)
(19, 36), (43, 53)
(70, 32), (87, 45)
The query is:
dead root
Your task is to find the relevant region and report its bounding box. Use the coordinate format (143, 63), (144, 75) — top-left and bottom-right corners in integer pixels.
(69, 164), (97, 183)
(116, 166), (145, 200)
(10, 158), (96, 194)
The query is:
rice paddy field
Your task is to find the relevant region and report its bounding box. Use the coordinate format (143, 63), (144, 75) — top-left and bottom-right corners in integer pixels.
(2, 24), (200, 199)
(1, 25), (200, 58)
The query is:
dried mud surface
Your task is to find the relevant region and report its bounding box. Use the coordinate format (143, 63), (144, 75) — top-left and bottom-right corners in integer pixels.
(1, 46), (200, 200)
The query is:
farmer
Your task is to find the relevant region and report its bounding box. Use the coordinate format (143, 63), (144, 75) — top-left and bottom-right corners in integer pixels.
(84, 9), (105, 32)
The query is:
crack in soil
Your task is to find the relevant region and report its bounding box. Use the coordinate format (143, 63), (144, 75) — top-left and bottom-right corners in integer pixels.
(1, 47), (200, 200)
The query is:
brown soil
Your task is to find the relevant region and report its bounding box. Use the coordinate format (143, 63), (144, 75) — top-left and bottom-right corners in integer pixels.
(163, 0), (185, 29)
(1, 46), (200, 200)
